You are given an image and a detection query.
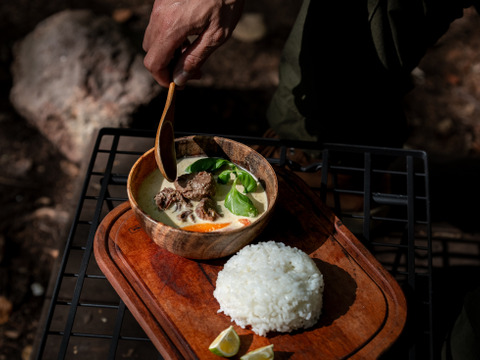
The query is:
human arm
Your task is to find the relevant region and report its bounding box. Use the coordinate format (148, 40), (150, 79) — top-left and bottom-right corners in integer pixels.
(143, 0), (245, 88)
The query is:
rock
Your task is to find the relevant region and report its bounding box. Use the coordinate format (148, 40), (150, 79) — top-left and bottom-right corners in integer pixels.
(233, 12), (268, 43)
(4, 329), (20, 339)
(22, 345), (33, 360)
(10, 10), (161, 163)
(0, 234), (4, 264)
(30, 282), (45, 297)
(112, 8), (134, 23)
(9, 157), (33, 177)
(0, 295), (12, 325)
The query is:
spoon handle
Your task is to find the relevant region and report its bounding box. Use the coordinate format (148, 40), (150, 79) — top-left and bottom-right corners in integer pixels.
(155, 81), (177, 182)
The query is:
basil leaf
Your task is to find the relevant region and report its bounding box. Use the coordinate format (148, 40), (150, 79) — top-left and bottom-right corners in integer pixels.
(185, 158), (230, 173)
(184, 157), (259, 217)
(224, 179), (258, 217)
(218, 169), (234, 184)
(236, 169), (257, 193)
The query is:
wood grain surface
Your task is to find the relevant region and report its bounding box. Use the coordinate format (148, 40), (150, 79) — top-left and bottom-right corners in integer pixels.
(94, 166), (407, 359)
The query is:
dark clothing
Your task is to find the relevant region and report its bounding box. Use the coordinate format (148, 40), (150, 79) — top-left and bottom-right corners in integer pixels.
(267, 0), (478, 147)
(267, 3), (480, 358)
(442, 286), (480, 360)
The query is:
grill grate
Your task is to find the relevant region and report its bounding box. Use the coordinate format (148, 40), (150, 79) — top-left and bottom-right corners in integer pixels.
(33, 127), (433, 360)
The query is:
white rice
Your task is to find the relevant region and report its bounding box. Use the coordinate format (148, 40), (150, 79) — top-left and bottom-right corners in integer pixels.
(213, 241), (324, 336)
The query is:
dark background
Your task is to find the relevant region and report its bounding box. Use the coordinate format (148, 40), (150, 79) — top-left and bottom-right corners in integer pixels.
(1, 1), (480, 359)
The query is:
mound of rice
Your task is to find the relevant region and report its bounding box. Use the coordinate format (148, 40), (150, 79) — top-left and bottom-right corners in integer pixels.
(213, 241), (324, 336)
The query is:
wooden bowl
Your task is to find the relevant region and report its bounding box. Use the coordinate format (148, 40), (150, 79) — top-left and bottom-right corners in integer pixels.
(127, 135), (278, 259)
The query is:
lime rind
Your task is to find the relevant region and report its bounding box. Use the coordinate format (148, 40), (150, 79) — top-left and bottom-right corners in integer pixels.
(208, 326), (240, 357)
(240, 344), (274, 360)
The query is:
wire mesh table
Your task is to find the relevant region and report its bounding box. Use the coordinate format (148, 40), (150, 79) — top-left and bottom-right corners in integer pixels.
(33, 127), (432, 360)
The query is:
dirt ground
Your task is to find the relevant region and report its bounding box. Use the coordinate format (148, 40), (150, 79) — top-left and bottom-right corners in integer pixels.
(1, 1), (480, 359)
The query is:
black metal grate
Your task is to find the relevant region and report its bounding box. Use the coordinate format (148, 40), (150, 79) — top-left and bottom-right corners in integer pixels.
(33, 127), (432, 360)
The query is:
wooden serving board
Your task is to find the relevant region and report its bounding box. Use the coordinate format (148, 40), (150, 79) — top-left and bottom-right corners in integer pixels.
(94, 167), (407, 360)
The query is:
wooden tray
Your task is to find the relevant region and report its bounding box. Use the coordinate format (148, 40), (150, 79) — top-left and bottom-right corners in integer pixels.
(94, 167), (407, 359)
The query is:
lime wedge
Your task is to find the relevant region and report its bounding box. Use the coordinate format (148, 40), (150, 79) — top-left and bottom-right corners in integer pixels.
(208, 326), (240, 357)
(240, 344), (274, 360)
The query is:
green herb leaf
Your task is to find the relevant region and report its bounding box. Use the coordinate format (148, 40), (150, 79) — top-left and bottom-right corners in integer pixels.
(185, 158), (230, 173)
(236, 169), (257, 193)
(224, 179), (258, 217)
(218, 169), (235, 184)
(185, 157), (259, 217)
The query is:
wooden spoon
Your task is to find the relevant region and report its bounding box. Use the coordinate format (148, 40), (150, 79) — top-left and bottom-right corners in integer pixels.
(154, 81), (177, 182)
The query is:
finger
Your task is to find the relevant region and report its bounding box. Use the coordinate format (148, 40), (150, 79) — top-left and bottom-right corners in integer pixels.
(143, 5), (185, 87)
(144, 49), (171, 88)
(172, 29), (226, 86)
(142, 20), (153, 51)
(142, 1), (161, 52)
(143, 21), (172, 87)
(144, 36), (186, 87)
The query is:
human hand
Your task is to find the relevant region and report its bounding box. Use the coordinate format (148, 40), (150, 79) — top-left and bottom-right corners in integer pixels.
(143, 0), (245, 88)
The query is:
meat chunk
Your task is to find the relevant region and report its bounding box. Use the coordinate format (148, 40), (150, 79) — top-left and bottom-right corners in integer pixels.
(177, 209), (195, 222)
(154, 187), (190, 211)
(174, 171), (216, 201)
(195, 198), (221, 221)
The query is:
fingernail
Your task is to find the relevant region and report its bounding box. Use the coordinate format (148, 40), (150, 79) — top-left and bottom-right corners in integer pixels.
(173, 71), (190, 86)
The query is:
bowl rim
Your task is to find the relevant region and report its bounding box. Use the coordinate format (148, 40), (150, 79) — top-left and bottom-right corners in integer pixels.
(127, 135), (278, 236)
